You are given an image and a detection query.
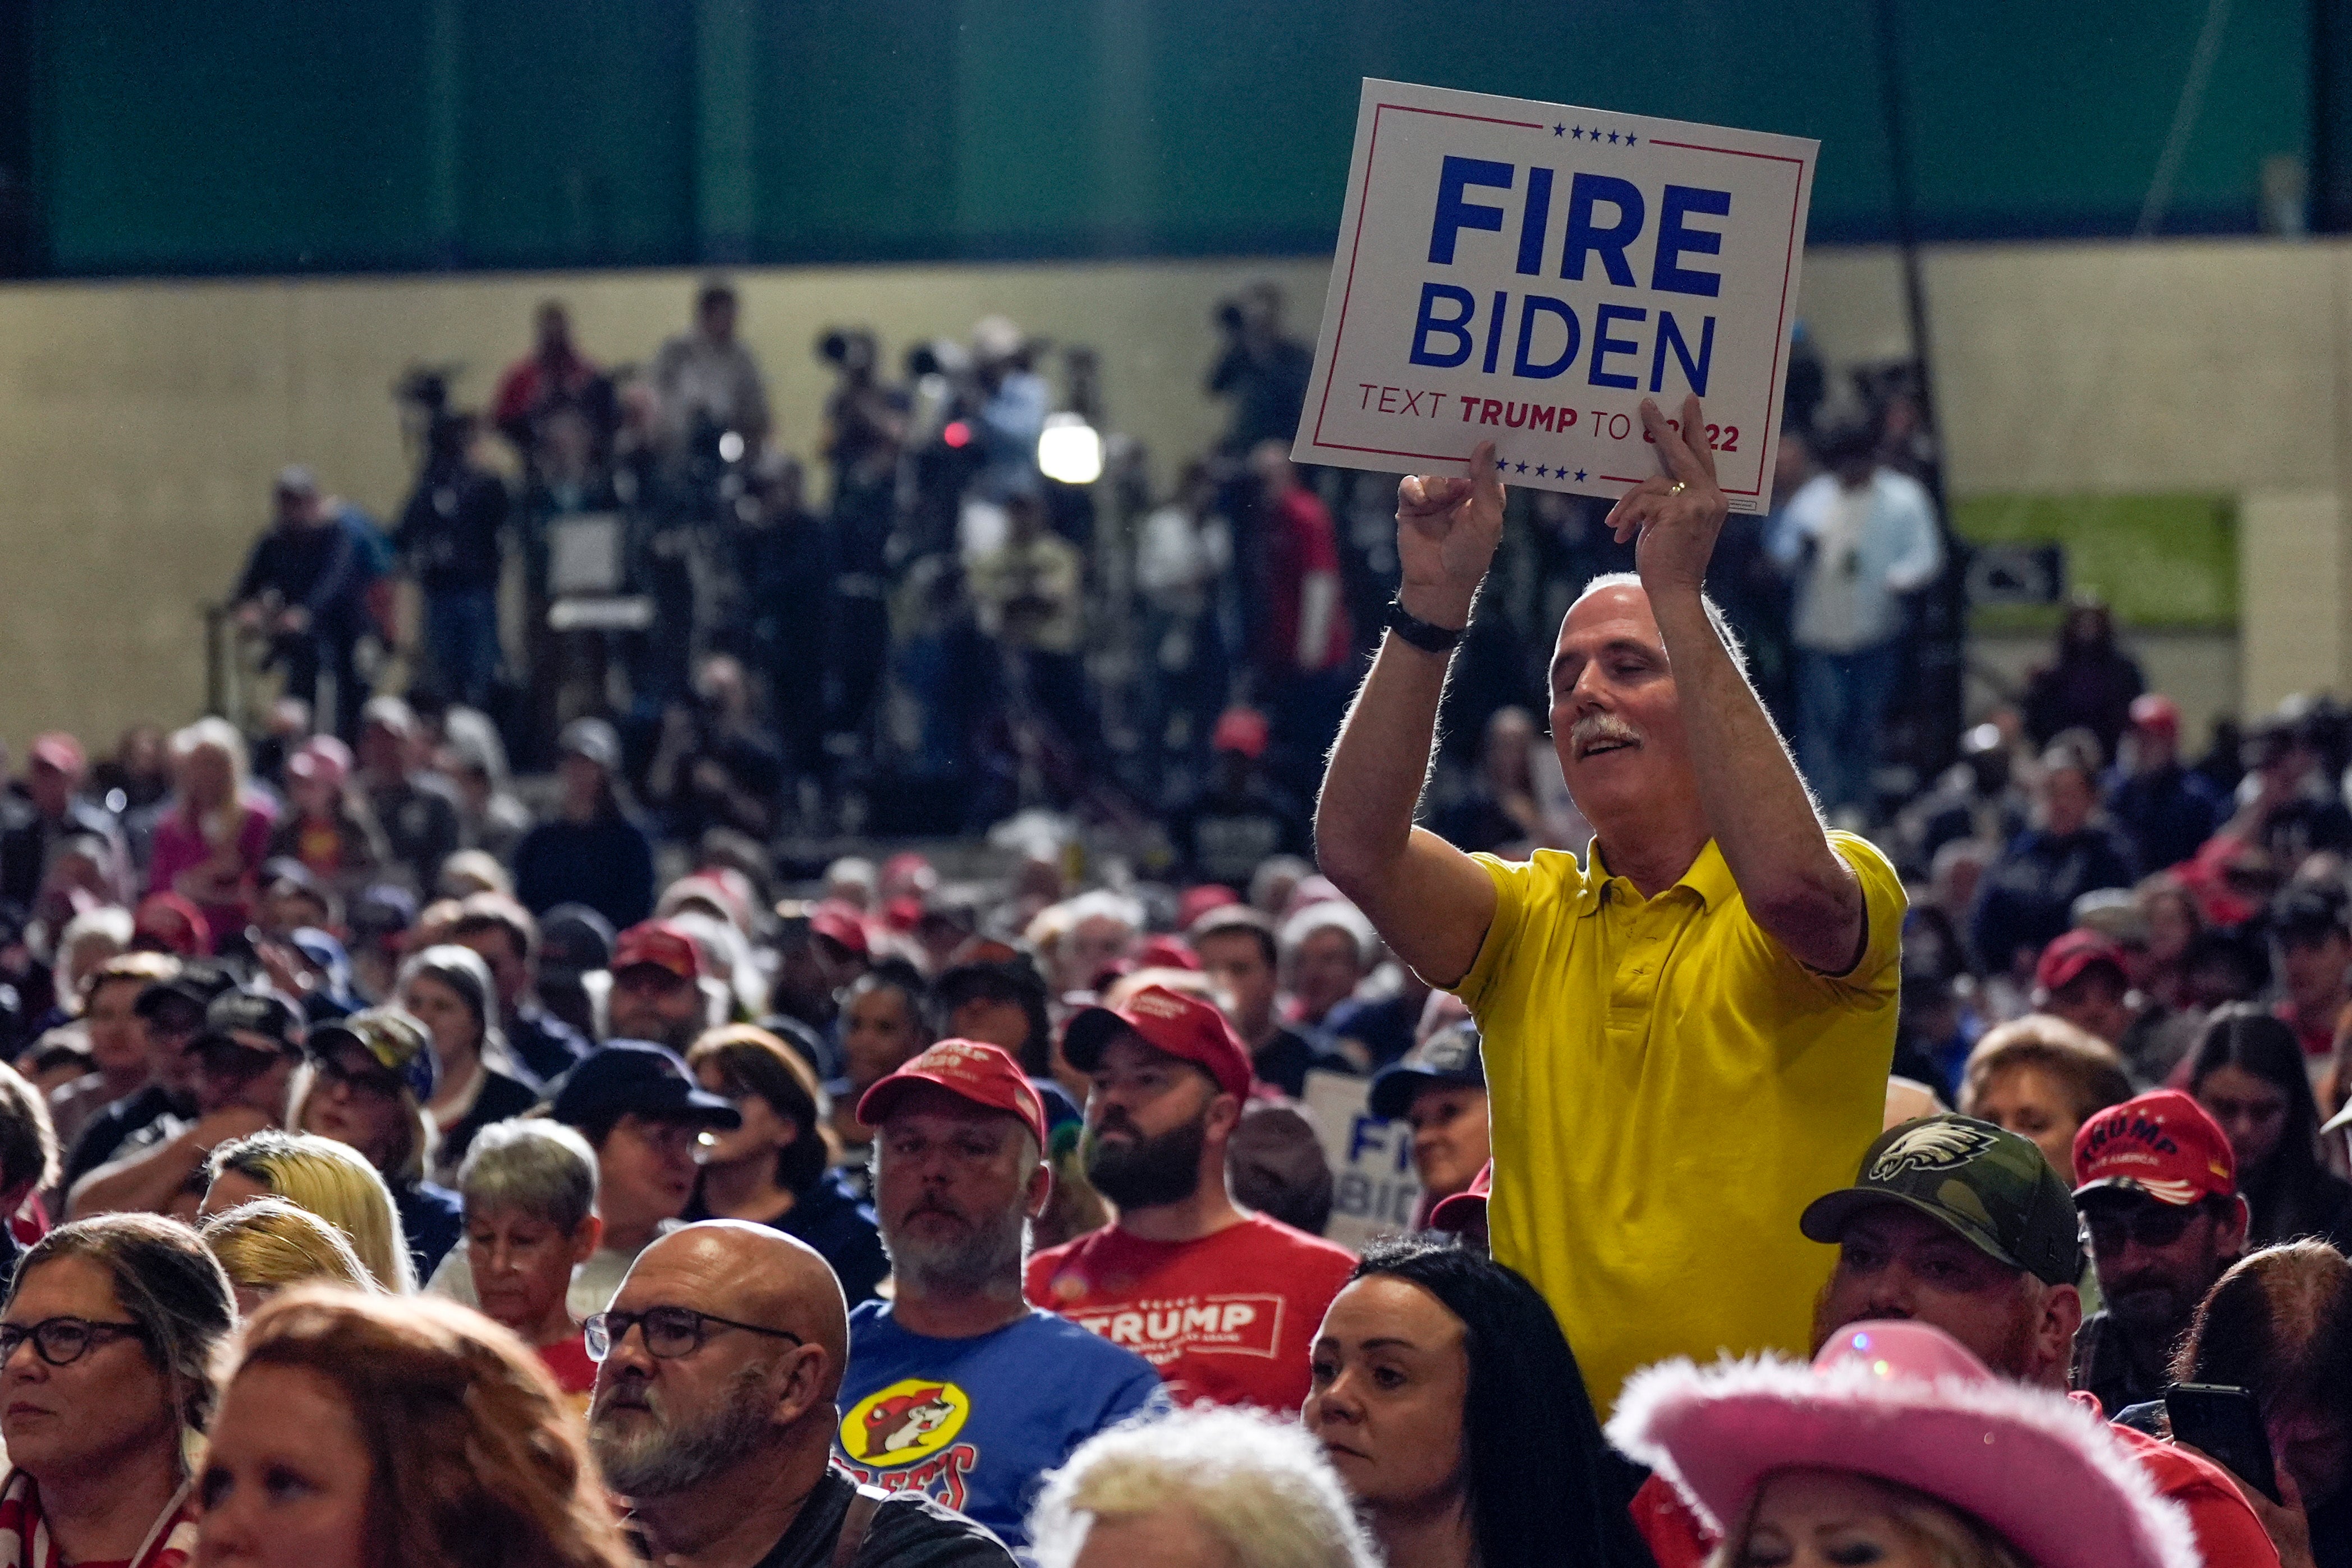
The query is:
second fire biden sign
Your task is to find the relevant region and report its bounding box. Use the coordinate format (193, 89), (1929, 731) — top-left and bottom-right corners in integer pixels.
(1292, 79), (1818, 513)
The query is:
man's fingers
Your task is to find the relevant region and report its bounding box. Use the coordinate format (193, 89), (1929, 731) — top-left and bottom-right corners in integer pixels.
(1469, 439), (1505, 519)
(1638, 398), (1711, 488)
(1401, 475), (1474, 519)
(1680, 393), (1719, 484)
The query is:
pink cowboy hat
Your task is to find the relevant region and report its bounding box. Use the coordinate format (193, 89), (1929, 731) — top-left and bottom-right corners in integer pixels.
(1607, 1321), (2198, 1568)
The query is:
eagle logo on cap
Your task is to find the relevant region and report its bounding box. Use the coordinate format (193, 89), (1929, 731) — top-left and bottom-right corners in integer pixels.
(1870, 1121), (1997, 1181)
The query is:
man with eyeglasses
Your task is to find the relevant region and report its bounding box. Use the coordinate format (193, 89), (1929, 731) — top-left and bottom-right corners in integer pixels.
(586, 1219), (1012, 1568)
(2069, 1089), (2249, 1415)
(427, 1040), (737, 1321)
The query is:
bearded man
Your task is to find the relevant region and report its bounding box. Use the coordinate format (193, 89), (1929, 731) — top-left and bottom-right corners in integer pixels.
(1024, 985), (1356, 1411)
(585, 1220), (1011, 1568)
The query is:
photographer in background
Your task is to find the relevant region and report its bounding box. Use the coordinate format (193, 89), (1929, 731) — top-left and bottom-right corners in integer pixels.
(646, 653), (785, 843)
(1207, 281), (1313, 452)
(395, 406), (511, 712)
(819, 327), (907, 767)
(492, 300), (609, 469)
(230, 466), (386, 742)
(652, 278), (771, 462)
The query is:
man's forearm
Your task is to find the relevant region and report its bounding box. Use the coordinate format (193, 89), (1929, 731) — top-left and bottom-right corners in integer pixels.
(69, 1130), (204, 1219)
(1650, 588), (1859, 962)
(1314, 634), (1450, 883)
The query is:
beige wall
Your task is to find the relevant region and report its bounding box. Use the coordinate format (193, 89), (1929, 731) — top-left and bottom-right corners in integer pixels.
(2, 236), (2349, 747)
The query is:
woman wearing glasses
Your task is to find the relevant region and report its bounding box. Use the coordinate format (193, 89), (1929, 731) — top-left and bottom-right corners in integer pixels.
(288, 1008), (465, 1281)
(0, 1213), (236, 1568)
(198, 1288), (632, 1568)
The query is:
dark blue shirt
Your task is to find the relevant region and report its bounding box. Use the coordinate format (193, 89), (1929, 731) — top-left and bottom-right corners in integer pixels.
(512, 814), (656, 932)
(392, 1179), (465, 1283)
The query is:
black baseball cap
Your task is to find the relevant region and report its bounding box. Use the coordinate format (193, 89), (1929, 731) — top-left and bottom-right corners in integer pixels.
(194, 989), (305, 1062)
(1799, 1114), (2084, 1287)
(551, 1042), (741, 1131)
(134, 962), (241, 1029)
(1369, 1022), (1486, 1120)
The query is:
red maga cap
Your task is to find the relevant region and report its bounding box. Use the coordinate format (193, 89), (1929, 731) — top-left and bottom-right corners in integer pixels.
(1431, 1160), (1492, 1234)
(2073, 1089), (2236, 1207)
(809, 900), (871, 957)
(1061, 983), (1251, 1099)
(859, 1038), (1047, 1150)
(2035, 928), (2130, 994)
(611, 919), (702, 982)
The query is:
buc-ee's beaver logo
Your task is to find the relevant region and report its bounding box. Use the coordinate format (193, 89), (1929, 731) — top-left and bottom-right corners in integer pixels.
(841, 1379), (971, 1465)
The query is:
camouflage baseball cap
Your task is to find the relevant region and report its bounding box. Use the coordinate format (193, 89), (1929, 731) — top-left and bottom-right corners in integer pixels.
(1799, 1114), (2083, 1287)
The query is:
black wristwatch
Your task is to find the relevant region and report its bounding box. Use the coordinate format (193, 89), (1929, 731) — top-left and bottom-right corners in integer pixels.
(1384, 597), (1468, 653)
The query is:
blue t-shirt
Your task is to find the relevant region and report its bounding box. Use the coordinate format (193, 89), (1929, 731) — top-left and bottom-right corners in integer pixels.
(838, 1303), (1166, 1549)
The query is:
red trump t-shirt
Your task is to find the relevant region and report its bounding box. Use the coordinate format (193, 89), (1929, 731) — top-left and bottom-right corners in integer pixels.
(1025, 1214), (1357, 1414)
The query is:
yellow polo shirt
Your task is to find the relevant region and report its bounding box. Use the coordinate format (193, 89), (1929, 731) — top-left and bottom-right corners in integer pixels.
(1451, 831), (1902, 1414)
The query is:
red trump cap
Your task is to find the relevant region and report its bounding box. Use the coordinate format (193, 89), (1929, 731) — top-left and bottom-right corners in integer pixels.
(1061, 983), (1253, 1099)
(2073, 1089), (2237, 1207)
(611, 919), (702, 982)
(859, 1038), (1047, 1150)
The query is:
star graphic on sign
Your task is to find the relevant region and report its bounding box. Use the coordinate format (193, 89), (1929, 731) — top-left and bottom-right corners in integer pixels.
(1515, 461), (1529, 474)
(1570, 125), (1584, 139)
(1535, 464), (1551, 477)
(1573, 469), (1588, 482)
(1625, 133), (1636, 145)
(1494, 457), (1508, 471)
(1607, 130), (1621, 144)
(1552, 123), (1565, 136)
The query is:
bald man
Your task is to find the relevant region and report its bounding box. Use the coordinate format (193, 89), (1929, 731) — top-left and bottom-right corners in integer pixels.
(587, 1221), (1013, 1568)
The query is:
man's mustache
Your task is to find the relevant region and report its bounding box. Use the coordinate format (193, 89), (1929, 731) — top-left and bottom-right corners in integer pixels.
(1569, 713), (1642, 755)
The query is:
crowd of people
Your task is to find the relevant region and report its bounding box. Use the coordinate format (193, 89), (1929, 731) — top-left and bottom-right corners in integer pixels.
(1, 320), (2345, 1568)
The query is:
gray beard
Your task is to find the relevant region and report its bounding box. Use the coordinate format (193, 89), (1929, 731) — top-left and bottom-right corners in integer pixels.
(884, 1203), (1030, 1300)
(590, 1366), (771, 1497)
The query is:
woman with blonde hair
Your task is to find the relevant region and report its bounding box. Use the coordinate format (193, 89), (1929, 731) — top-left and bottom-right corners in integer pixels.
(200, 1196), (376, 1313)
(1611, 1319), (2197, 1568)
(199, 1130), (415, 1293)
(289, 1008), (464, 1280)
(198, 1288), (633, 1568)
(147, 717), (277, 937)
(1958, 1015), (2134, 1182)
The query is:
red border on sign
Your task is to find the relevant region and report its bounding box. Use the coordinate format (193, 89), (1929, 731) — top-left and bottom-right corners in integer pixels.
(1309, 114), (1806, 497)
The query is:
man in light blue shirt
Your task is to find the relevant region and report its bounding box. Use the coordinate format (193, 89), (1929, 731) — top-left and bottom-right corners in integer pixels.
(1769, 423), (1944, 819)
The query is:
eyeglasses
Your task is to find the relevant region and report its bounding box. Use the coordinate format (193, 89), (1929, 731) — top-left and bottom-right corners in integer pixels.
(584, 1306), (804, 1363)
(2083, 1203), (2208, 1252)
(311, 1055), (404, 1100)
(0, 1317), (148, 1367)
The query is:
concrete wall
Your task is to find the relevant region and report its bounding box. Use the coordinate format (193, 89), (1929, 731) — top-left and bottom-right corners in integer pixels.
(1, 235), (2349, 747)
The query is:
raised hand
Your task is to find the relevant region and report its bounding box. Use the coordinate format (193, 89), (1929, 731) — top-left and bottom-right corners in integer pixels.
(1604, 393), (1729, 599)
(1395, 438), (1506, 628)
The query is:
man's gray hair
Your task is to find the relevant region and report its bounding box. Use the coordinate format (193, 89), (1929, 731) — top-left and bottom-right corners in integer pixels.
(1277, 900), (1379, 970)
(456, 1119), (600, 1234)
(1570, 571), (1749, 677)
(1029, 1407), (1378, 1568)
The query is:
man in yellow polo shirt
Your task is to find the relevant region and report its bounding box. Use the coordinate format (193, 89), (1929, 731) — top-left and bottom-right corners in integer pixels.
(1317, 394), (1903, 1412)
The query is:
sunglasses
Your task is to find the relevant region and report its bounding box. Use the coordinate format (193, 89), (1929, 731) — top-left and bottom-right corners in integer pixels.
(2083, 1202), (2210, 1252)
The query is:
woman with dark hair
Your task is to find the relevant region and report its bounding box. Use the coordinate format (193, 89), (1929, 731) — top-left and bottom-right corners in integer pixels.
(0, 1213), (237, 1568)
(829, 960), (935, 1190)
(197, 1287), (632, 1568)
(685, 1024), (888, 1303)
(396, 945), (540, 1186)
(1303, 1236), (1654, 1568)
(2189, 1005), (2352, 1250)
(2167, 1241), (2352, 1566)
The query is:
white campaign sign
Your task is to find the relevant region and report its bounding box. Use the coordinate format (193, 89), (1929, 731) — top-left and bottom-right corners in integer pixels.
(1302, 1069), (1420, 1253)
(1293, 79), (1817, 514)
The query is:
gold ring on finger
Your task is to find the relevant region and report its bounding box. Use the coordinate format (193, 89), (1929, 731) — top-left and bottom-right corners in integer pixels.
(1667, 481), (1688, 496)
